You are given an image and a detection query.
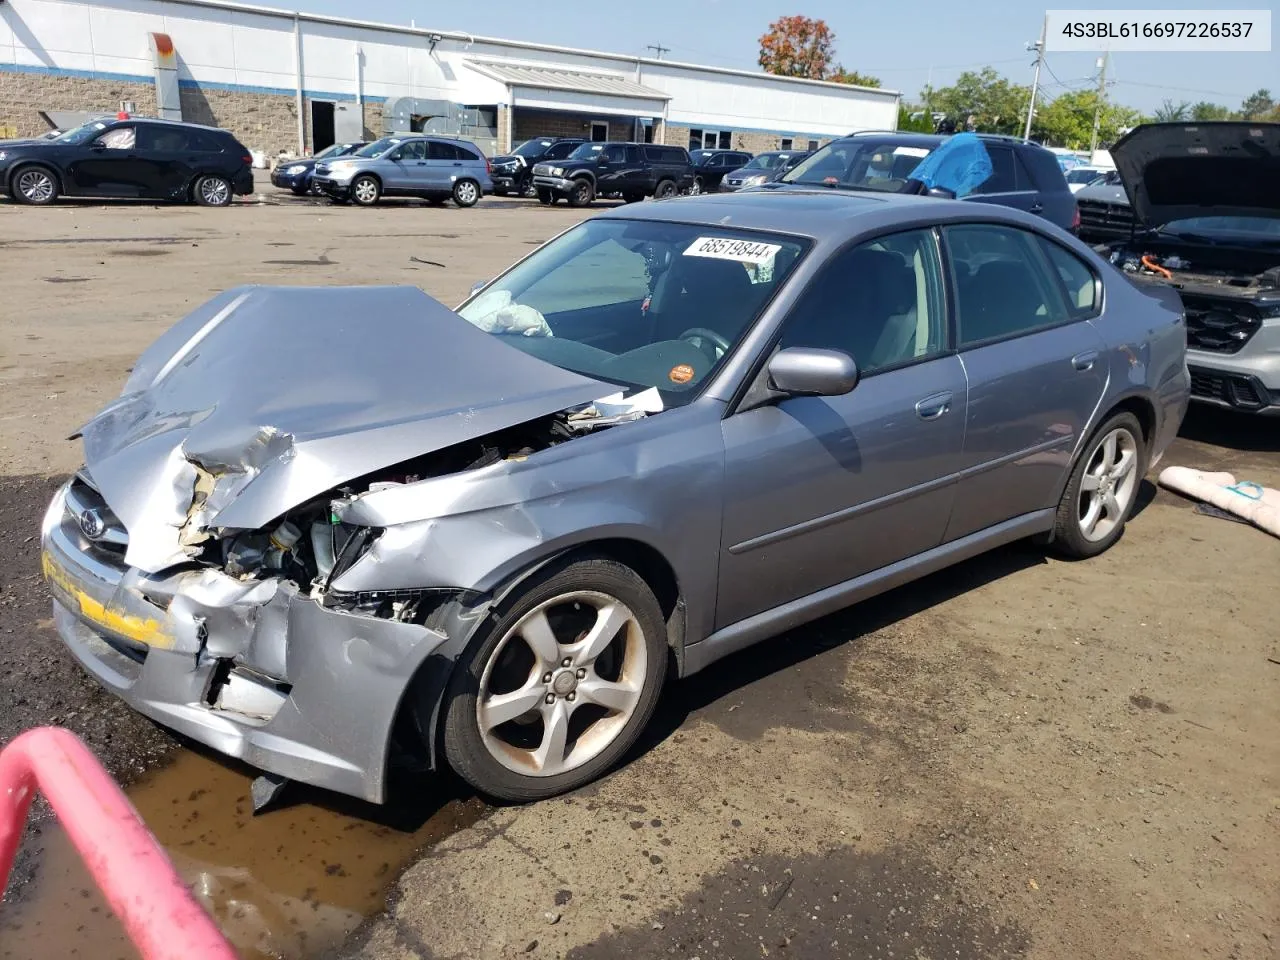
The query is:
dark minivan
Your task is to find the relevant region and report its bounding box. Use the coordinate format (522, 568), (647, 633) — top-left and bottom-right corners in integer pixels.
(688, 149), (753, 194)
(0, 117), (255, 206)
(765, 133), (1079, 232)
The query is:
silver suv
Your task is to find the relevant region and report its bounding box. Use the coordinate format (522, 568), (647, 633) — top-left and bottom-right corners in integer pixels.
(312, 135), (493, 207)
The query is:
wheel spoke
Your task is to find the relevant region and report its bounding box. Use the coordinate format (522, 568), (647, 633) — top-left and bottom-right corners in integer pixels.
(1080, 496), (1103, 537)
(533, 700), (571, 774)
(479, 677), (544, 730)
(577, 675), (641, 715)
(518, 608), (561, 671)
(1102, 491), (1122, 520)
(1102, 432), (1118, 469)
(1080, 471), (1102, 492)
(1112, 448), (1136, 479)
(573, 601), (632, 665)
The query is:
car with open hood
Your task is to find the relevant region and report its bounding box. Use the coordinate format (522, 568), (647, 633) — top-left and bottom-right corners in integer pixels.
(41, 189), (1188, 807)
(1088, 122), (1280, 416)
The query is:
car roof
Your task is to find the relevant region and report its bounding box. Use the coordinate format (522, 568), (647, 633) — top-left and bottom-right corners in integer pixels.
(121, 117), (232, 134)
(591, 188), (1053, 241)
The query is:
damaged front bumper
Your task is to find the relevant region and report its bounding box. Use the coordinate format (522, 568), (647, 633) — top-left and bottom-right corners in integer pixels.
(40, 481), (452, 803)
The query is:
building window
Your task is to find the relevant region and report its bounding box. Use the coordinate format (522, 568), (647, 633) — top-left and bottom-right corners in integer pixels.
(590, 121), (609, 142)
(689, 128), (704, 150)
(717, 131), (732, 149)
(780, 138), (793, 150)
(807, 139), (820, 151)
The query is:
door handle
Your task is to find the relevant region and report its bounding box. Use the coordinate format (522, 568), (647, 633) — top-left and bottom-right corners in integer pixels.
(415, 161), (427, 165)
(453, 162), (463, 167)
(915, 391), (953, 421)
(1029, 201), (1044, 213)
(1072, 350), (1098, 371)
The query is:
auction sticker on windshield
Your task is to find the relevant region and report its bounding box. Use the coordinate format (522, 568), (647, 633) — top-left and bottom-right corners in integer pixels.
(684, 237), (782, 264)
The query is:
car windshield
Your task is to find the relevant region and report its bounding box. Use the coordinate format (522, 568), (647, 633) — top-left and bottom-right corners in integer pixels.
(1066, 168), (1103, 184)
(1159, 216), (1280, 245)
(568, 142), (605, 160)
(54, 121), (109, 145)
(781, 139), (934, 191)
(743, 154), (780, 170)
(457, 219), (807, 405)
(314, 142), (356, 159)
(353, 137), (403, 158)
(513, 139), (554, 158)
(690, 150), (715, 165)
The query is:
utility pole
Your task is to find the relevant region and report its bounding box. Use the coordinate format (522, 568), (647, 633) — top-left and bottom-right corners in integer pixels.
(1022, 14), (1047, 140)
(646, 43), (669, 59)
(1089, 51), (1110, 157)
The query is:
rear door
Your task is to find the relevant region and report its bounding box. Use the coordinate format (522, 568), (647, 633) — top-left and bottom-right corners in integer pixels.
(941, 222), (1108, 541)
(134, 124), (193, 198)
(964, 144), (1038, 215)
(425, 140), (462, 193)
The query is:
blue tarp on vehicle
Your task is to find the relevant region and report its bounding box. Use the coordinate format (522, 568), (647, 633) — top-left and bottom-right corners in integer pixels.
(906, 133), (993, 199)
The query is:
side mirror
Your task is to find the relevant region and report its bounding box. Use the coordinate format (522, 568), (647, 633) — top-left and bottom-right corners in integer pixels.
(90, 140), (106, 151)
(767, 347), (859, 397)
(926, 185), (956, 199)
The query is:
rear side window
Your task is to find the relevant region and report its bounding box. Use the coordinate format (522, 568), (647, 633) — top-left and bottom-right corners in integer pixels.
(945, 224), (1073, 346)
(190, 131), (224, 152)
(137, 126), (188, 151)
(644, 145), (687, 163)
(1020, 147), (1071, 192)
(428, 141), (458, 160)
(973, 146), (1018, 194)
(1037, 237), (1099, 316)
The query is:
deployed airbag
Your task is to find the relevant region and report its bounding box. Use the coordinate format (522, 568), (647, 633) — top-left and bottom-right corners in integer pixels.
(1158, 466), (1280, 539)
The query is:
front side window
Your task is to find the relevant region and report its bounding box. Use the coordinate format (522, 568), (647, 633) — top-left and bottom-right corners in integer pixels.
(458, 220), (807, 404)
(778, 229), (947, 374)
(396, 140), (426, 160)
(603, 144), (627, 163)
(945, 224), (1072, 347)
(96, 126), (136, 150)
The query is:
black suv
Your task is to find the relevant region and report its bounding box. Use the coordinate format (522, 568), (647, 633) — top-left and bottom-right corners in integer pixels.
(0, 116), (255, 206)
(532, 142), (694, 206)
(490, 137), (585, 198)
(765, 132), (1079, 233)
(689, 149), (753, 194)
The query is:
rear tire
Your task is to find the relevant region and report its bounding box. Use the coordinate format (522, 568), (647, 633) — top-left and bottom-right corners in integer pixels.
(653, 179), (676, 200)
(11, 165), (59, 205)
(290, 184), (309, 196)
(520, 179), (539, 200)
(567, 178), (595, 207)
(350, 174), (381, 206)
(442, 556), (669, 802)
(452, 178), (481, 207)
(193, 174), (232, 207)
(1050, 411), (1146, 559)
(690, 176), (704, 195)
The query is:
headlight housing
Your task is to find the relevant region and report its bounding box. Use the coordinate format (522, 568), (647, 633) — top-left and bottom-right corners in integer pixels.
(549, 166), (564, 177)
(744, 174), (768, 186)
(0, 151), (8, 162)
(284, 164), (307, 175)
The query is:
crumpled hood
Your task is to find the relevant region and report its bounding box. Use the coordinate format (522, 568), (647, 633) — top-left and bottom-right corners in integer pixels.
(79, 285), (609, 572)
(1111, 122), (1280, 227)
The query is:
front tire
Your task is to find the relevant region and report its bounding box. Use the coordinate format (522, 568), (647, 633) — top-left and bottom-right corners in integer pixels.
(566, 178), (595, 207)
(653, 179), (676, 200)
(350, 174), (381, 206)
(194, 175), (232, 207)
(536, 188), (555, 205)
(12, 166), (59, 205)
(690, 176), (704, 195)
(1050, 411), (1146, 559)
(442, 557), (669, 802)
(520, 179), (539, 200)
(452, 178), (480, 207)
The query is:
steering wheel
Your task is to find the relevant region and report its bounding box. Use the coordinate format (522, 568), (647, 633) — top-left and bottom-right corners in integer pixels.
(678, 326), (731, 360)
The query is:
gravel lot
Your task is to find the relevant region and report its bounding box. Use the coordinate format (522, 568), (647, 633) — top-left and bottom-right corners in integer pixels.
(0, 188), (1277, 960)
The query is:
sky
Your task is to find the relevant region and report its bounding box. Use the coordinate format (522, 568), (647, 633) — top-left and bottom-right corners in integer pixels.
(290, 0), (1277, 114)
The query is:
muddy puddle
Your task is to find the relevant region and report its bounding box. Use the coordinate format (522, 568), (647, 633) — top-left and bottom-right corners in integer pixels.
(0, 748), (485, 959)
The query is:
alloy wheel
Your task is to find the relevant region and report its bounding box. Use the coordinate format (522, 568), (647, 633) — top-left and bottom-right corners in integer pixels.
(454, 180), (479, 206)
(199, 177), (230, 205)
(17, 169), (55, 203)
(1077, 426), (1140, 542)
(353, 178), (378, 204)
(476, 590), (647, 777)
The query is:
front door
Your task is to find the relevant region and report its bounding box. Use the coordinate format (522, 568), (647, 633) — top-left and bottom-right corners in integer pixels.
(66, 125), (148, 196)
(717, 228), (967, 628)
(940, 223), (1109, 540)
(594, 143), (630, 194)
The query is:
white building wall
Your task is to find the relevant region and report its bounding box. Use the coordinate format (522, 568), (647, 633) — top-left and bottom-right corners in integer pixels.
(1, 0), (899, 135)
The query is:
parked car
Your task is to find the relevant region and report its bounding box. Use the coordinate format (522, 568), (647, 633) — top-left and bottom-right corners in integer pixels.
(490, 137), (585, 198)
(762, 133), (1080, 232)
(313, 135), (493, 207)
(720, 150), (811, 192)
(1064, 165), (1112, 194)
(688, 149), (753, 194)
(0, 117), (254, 206)
(532, 142), (693, 206)
(41, 189), (1188, 806)
(271, 141), (367, 195)
(1089, 122), (1280, 416)
(1074, 170), (1135, 243)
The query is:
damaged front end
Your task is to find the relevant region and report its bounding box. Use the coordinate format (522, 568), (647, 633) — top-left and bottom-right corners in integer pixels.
(41, 284), (664, 802)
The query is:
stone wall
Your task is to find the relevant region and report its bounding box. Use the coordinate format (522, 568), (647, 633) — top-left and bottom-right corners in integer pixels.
(178, 83), (299, 156)
(512, 109), (634, 143)
(0, 70), (156, 138)
(664, 122), (830, 154)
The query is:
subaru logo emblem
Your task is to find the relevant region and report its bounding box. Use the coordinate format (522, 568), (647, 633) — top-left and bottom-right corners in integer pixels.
(78, 507), (106, 540)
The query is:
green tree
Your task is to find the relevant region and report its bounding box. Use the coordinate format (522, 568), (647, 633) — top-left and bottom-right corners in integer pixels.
(897, 105), (935, 132)
(1190, 101), (1232, 121)
(1239, 88), (1274, 120)
(830, 67), (881, 88)
(1032, 91), (1141, 148)
(927, 68), (1030, 135)
(758, 15), (836, 79)
(1152, 99), (1190, 122)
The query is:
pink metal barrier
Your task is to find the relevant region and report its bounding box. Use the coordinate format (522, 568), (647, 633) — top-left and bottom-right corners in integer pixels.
(0, 727), (238, 960)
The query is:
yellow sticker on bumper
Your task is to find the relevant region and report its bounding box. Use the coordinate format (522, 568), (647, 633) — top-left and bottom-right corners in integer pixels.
(41, 550), (175, 650)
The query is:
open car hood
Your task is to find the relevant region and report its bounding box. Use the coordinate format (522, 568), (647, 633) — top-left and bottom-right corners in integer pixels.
(78, 285), (609, 572)
(1110, 122), (1280, 227)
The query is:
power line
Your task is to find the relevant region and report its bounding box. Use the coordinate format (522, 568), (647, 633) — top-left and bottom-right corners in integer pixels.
(1110, 78), (1247, 99)
(645, 42), (670, 59)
